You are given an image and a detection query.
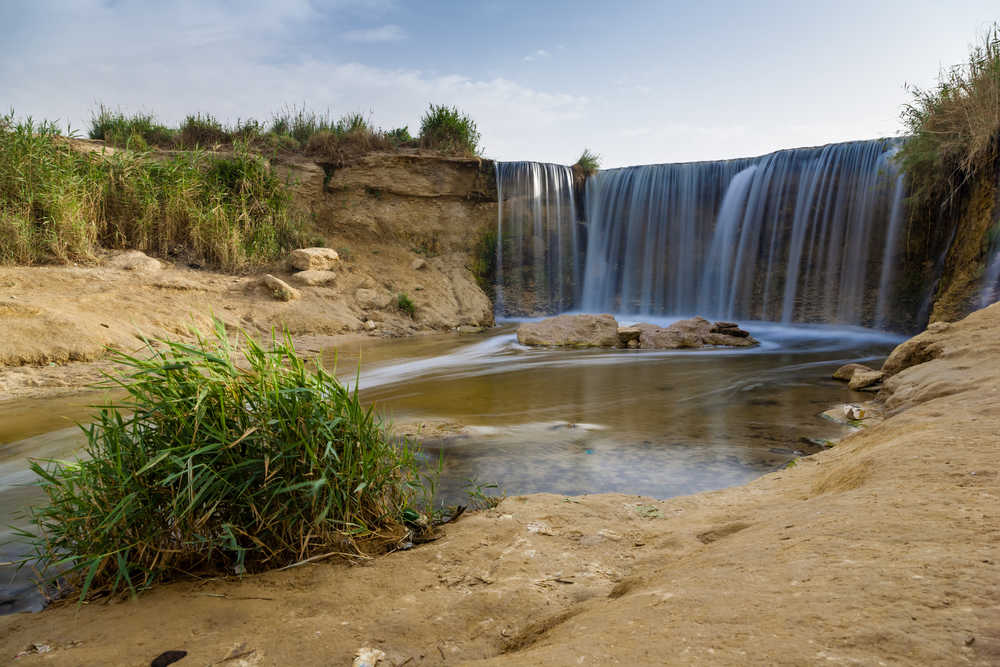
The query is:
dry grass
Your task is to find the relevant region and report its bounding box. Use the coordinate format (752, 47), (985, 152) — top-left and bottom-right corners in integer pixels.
(897, 24), (1000, 213)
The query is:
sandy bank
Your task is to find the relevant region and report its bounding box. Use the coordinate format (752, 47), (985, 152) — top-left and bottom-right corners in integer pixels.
(1, 305), (998, 665)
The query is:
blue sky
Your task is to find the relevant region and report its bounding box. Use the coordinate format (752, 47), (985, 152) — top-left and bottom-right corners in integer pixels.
(2, 1), (997, 166)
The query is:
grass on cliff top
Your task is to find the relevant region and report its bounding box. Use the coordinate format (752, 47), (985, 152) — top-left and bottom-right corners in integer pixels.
(88, 103), (467, 160)
(573, 149), (601, 176)
(0, 112), (305, 268)
(897, 24), (1000, 214)
(20, 321), (430, 601)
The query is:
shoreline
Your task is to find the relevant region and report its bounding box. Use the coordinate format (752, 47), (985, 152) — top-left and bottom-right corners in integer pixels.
(1, 304), (997, 664)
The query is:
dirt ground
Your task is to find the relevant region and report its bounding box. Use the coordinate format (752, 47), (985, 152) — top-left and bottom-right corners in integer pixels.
(0, 246), (492, 403)
(1, 310), (997, 664)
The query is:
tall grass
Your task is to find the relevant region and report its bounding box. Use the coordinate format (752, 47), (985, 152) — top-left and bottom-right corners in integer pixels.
(1, 112), (305, 269)
(89, 105), (174, 149)
(419, 104), (481, 156)
(21, 321), (429, 600)
(0, 115), (99, 264)
(897, 24), (1000, 213)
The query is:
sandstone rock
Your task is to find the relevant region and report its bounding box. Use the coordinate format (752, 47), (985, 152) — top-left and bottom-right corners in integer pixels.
(108, 250), (161, 272)
(411, 258), (427, 271)
(355, 288), (392, 310)
(363, 319), (377, 331)
(517, 314), (619, 348)
(457, 325), (483, 334)
(289, 270), (337, 287)
(833, 363), (875, 381)
(262, 274), (300, 301)
(617, 326), (641, 346)
(849, 369), (886, 390)
(289, 247), (339, 271)
(710, 321), (751, 338)
(881, 332), (945, 376)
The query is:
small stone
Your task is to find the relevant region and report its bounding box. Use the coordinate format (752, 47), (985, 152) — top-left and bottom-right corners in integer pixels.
(364, 319), (377, 331)
(262, 274), (300, 301)
(849, 369), (886, 390)
(289, 270), (336, 286)
(833, 363), (874, 381)
(289, 247), (339, 271)
(411, 258), (427, 271)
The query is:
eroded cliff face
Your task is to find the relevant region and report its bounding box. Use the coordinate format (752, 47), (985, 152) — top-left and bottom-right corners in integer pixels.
(275, 151), (497, 332)
(928, 158), (1000, 322)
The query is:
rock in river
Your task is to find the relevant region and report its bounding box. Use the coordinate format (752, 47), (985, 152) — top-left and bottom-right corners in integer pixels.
(517, 314), (619, 348)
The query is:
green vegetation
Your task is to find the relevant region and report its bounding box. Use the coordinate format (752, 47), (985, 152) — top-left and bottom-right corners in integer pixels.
(573, 148), (601, 176)
(0, 112), (305, 268)
(397, 292), (416, 317)
(897, 24), (1000, 213)
(470, 226), (498, 294)
(21, 322), (429, 600)
(419, 104), (481, 156)
(88, 105), (174, 149)
(463, 477), (505, 510)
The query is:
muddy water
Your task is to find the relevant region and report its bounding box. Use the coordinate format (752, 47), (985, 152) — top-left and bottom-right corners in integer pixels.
(0, 320), (901, 612)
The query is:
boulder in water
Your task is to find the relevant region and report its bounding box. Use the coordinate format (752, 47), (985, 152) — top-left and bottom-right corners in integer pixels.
(617, 326), (642, 347)
(517, 314), (619, 348)
(634, 317), (758, 349)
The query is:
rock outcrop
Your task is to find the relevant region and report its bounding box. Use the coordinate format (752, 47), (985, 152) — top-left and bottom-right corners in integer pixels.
(288, 270), (337, 287)
(517, 315), (758, 349)
(833, 363), (874, 381)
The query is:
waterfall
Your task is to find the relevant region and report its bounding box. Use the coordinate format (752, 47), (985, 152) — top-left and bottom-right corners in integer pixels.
(980, 244), (1000, 308)
(494, 162), (579, 315)
(495, 138), (908, 327)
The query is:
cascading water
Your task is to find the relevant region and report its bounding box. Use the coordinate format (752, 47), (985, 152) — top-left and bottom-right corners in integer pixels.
(980, 242), (1000, 308)
(496, 139), (909, 327)
(494, 161), (579, 315)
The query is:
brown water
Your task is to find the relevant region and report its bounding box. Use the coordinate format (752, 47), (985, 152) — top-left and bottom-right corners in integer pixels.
(0, 320), (901, 612)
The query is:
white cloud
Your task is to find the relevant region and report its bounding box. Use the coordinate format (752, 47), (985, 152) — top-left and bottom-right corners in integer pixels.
(342, 24), (405, 43)
(523, 49), (550, 62)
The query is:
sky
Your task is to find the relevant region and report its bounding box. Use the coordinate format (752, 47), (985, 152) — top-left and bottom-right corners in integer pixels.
(2, 1), (998, 167)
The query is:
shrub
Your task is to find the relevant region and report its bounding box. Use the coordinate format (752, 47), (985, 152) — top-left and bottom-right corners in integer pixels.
(385, 126), (414, 146)
(21, 322), (429, 600)
(573, 149), (601, 175)
(896, 24), (1000, 213)
(88, 105), (174, 148)
(469, 226), (497, 294)
(177, 113), (231, 147)
(419, 104), (480, 155)
(397, 292), (416, 317)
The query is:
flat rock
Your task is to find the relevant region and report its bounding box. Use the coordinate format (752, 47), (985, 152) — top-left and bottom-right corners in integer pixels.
(517, 314), (619, 348)
(262, 274), (300, 301)
(289, 247), (339, 271)
(289, 270), (337, 287)
(833, 363), (874, 381)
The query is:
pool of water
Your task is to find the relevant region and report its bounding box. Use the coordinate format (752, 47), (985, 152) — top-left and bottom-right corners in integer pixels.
(0, 319), (901, 612)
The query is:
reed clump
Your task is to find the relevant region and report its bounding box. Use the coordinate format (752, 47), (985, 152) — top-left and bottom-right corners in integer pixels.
(0, 112), (305, 269)
(897, 24), (1000, 214)
(22, 321), (428, 600)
